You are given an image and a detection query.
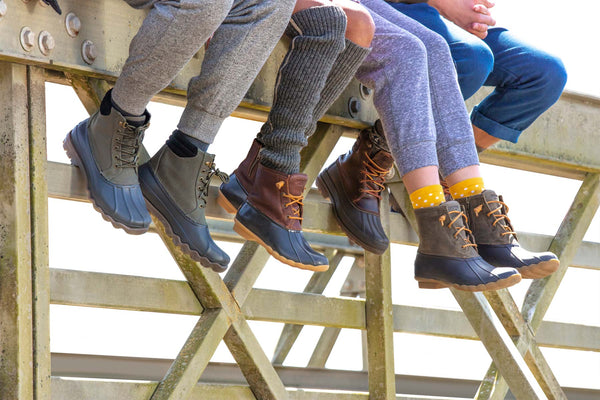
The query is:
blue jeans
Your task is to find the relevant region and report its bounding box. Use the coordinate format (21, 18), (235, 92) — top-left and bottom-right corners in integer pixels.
(388, 2), (567, 143)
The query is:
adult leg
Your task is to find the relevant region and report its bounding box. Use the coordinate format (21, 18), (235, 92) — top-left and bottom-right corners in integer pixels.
(65, 0), (236, 235)
(138, 0), (296, 271)
(471, 28), (567, 144)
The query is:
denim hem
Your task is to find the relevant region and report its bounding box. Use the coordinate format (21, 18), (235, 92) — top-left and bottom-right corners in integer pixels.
(470, 107), (522, 144)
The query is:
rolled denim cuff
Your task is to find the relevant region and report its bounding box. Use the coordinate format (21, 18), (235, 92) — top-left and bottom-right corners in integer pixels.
(471, 106), (522, 144)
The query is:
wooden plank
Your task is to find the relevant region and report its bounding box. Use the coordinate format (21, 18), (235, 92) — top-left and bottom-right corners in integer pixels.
(452, 291), (547, 400)
(28, 65), (51, 400)
(0, 61), (34, 400)
(365, 193), (396, 399)
(307, 327), (342, 368)
(51, 378), (468, 400)
(49, 269), (600, 352)
(272, 250), (344, 365)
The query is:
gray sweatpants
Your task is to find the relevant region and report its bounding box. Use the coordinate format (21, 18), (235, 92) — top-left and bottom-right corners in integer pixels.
(357, 0), (479, 178)
(113, 0), (295, 143)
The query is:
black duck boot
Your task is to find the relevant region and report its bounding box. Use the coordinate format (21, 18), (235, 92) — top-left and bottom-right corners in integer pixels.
(457, 190), (559, 279)
(218, 139), (262, 214)
(414, 201), (522, 292)
(234, 164), (329, 272)
(139, 145), (230, 272)
(63, 90), (151, 234)
(316, 121), (394, 254)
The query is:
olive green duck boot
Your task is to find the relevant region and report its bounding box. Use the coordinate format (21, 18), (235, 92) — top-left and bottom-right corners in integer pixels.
(139, 144), (230, 272)
(414, 201), (522, 292)
(63, 90), (151, 234)
(457, 190), (560, 279)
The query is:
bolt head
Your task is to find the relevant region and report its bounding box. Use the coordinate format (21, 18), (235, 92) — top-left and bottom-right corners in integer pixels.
(39, 31), (55, 55)
(65, 12), (81, 37)
(20, 27), (35, 51)
(82, 40), (97, 64)
(348, 97), (362, 118)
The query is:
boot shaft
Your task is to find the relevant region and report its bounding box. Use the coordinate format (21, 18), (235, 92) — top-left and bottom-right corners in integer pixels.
(336, 122), (394, 214)
(457, 190), (516, 246)
(247, 164), (307, 231)
(415, 201), (479, 259)
(234, 139), (262, 191)
(149, 144), (222, 221)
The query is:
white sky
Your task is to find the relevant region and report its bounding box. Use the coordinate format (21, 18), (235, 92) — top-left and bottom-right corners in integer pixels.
(46, 0), (600, 392)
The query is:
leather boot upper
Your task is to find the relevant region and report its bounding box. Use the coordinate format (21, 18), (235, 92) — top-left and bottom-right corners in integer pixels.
(247, 164), (306, 231)
(88, 104), (149, 186)
(338, 122), (394, 215)
(415, 201), (479, 259)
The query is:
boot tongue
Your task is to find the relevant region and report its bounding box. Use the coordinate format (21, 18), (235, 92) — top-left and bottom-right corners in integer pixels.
(442, 200), (462, 213)
(482, 189), (499, 202)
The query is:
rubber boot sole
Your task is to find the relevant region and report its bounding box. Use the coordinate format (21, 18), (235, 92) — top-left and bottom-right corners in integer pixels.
(217, 190), (238, 215)
(63, 131), (148, 235)
(144, 199), (227, 273)
(233, 218), (328, 272)
(316, 171), (387, 255)
(415, 273), (522, 292)
(518, 258), (560, 279)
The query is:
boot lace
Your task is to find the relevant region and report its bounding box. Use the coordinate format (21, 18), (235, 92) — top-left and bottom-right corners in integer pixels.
(114, 121), (147, 168)
(283, 192), (304, 222)
(487, 200), (517, 238)
(197, 162), (229, 208)
(447, 210), (477, 249)
(360, 152), (390, 198)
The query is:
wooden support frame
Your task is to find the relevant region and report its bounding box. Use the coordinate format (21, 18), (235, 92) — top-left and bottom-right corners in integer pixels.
(1, 2), (599, 397)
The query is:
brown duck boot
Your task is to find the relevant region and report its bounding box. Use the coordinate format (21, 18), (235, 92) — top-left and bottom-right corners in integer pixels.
(63, 89), (151, 234)
(139, 144), (230, 272)
(234, 163), (329, 272)
(414, 201), (521, 292)
(316, 121), (394, 254)
(457, 190), (560, 279)
(218, 139), (262, 214)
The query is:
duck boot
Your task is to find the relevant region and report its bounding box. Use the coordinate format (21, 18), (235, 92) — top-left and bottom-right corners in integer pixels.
(414, 201), (521, 292)
(316, 122), (394, 254)
(218, 139), (262, 214)
(139, 144), (230, 272)
(234, 164), (329, 272)
(457, 190), (559, 279)
(63, 90), (151, 234)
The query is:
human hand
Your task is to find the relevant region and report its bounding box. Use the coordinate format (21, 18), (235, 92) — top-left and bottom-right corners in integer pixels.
(429, 0), (496, 39)
(41, 0), (62, 15)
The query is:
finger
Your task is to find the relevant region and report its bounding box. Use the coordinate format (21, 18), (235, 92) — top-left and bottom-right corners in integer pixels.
(473, 4), (491, 15)
(467, 27), (488, 40)
(472, 7), (497, 26)
(479, 0), (496, 9)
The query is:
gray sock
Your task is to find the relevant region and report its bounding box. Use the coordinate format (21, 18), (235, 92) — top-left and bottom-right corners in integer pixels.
(305, 39), (371, 136)
(259, 5), (347, 174)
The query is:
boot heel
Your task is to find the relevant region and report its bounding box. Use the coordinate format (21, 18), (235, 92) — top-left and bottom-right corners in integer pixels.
(63, 132), (81, 168)
(233, 219), (258, 243)
(315, 175), (331, 200)
(217, 191), (238, 214)
(416, 278), (448, 289)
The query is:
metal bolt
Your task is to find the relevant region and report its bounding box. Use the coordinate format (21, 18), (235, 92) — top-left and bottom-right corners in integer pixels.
(38, 31), (55, 55)
(65, 12), (81, 37)
(0, 1), (7, 18)
(348, 97), (362, 118)
(359, 83), (373, 100)
(20, 27), (35, 52)
(81, 40), (97, 64)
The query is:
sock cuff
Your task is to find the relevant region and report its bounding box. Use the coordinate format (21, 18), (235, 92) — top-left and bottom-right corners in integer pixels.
(289, 5), (347, 37)
(449, 177), (485, 199)
(410, 184), (445, 209)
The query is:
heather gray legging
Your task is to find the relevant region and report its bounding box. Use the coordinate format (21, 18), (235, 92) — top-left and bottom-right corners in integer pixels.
(357, 0), (479, 178)
(113, 0), (295, 143)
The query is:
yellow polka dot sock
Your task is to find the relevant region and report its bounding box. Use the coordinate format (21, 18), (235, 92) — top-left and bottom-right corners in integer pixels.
(409, 184), (446, 209)
(449, 177), (485, 200)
